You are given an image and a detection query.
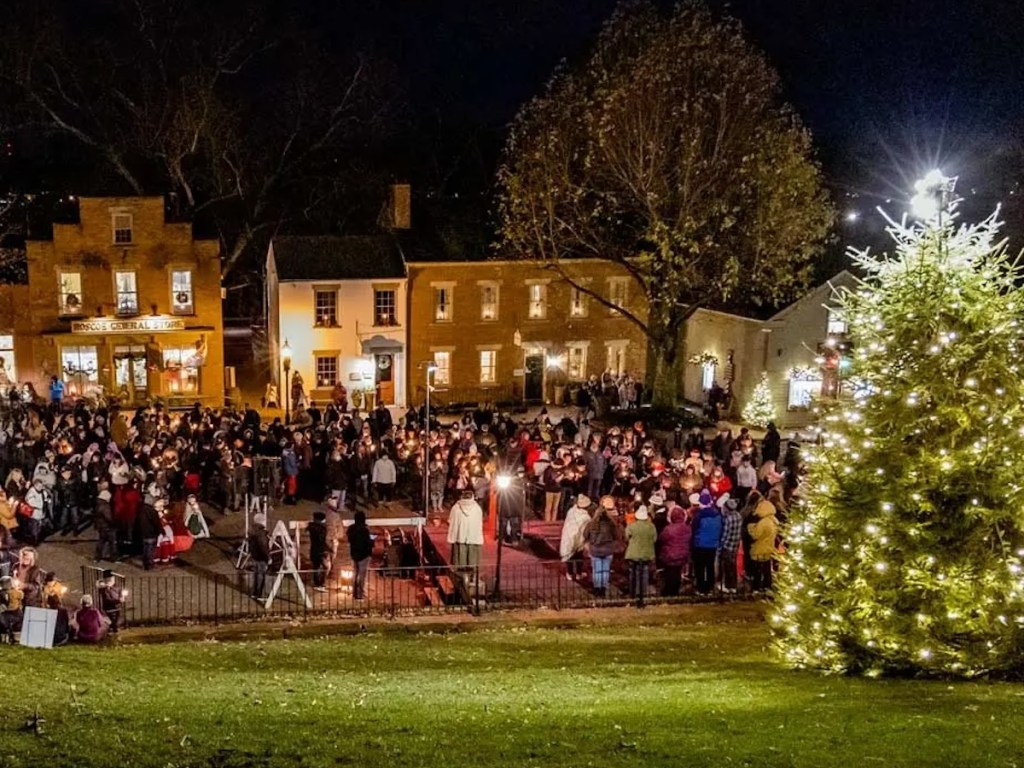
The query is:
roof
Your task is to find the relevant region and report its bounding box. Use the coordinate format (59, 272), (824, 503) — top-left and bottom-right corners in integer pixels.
(270, 236), (407, 281)
(767, 270), (858, 323)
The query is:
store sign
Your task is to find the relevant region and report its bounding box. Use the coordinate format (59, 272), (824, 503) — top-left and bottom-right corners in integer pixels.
(70, 317), (186, 335)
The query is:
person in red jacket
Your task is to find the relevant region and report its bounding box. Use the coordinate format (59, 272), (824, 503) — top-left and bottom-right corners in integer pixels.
(113, 480), (141, 560)
(707, 464), (733, 501)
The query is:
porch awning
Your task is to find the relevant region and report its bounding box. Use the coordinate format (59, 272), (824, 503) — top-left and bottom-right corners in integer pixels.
(361, 335), (404, 354)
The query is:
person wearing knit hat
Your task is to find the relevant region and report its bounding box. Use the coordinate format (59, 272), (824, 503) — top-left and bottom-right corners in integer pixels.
(625, 499), (657, 607)
(719, 494), (744, 594)
(692, 487), (724, 595)
(585, 496), (622, 598)
(688, 493), (702, 507)
(560, 494), (594, 582)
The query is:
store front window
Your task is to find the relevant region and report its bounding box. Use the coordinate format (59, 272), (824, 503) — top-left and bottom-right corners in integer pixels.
(0, 335), (15, 392)
(163, 344), (201, 395)
(114, 345), (148, 401)
(61, 345), (99, 396)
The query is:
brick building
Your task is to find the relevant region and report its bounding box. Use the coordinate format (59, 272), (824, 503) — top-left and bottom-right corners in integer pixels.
(405, 260), (648, 405)
(9, 196), (224, 405)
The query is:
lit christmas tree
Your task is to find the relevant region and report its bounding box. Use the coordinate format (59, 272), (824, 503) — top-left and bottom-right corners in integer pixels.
(773, 173), (1024, 677)
(742, 371), (776, 428)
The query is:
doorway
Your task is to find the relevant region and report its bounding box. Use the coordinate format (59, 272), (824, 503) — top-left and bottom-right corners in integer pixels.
(524, 353), (544, 402)
(114, 345), (148, 403)
(375, 353), (394, 405)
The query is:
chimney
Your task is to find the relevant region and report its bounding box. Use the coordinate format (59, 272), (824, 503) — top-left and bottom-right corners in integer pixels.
(388, 183), (411, 230)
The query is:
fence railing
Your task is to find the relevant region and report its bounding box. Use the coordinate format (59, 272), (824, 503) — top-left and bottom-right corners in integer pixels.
(80, 557), (748, 629)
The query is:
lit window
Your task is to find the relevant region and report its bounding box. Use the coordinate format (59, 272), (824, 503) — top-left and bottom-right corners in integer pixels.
(61, 345), (99, 396)
(569, 287), (588, 318)
(59, 272), (83, 316)
(0, 334), (16, 388)
(112, 213), (133, 245)
(702, 362), (717, 391)
(314, 290), (337, 327)
(172, 270), (194, 315)
(115, 271), (138, 315)
(606, 343), (626, 377)
(163, 345), (202, 395)
(788, 377), (823, 409)
(527, 283), (547, 319)
(434, 286), (453, 322)
(479, 350), (497, 383)
(827, 308), (847, 335)
(567, 344), (587, 380)
(315, 355), (338, 387)
(433, 351), (451, 386)
(608, 278), (628, 314)
(374, 289), (397, 326)
(480, 284), (498, 321)
(113, 345), (147, 392)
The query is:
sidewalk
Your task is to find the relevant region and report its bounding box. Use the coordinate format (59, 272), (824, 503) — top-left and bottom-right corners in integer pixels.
(107, 600), (767, 646)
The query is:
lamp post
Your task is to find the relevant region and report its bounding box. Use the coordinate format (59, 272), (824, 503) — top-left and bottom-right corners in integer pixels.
(281, 339), (292, 424)
(421, 362), (437, 518)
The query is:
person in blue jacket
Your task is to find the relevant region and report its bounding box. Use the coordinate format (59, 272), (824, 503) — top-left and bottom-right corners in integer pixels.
(691, 489), (722, 595)
(49, 376), (65, 412)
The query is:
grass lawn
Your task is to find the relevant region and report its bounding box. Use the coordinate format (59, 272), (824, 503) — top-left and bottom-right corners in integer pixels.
(0, 613), (1022, 767)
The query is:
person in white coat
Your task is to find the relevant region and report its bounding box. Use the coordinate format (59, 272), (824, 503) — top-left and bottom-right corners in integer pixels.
(559, 494), (593, 582)
(447, 489), (484, 569)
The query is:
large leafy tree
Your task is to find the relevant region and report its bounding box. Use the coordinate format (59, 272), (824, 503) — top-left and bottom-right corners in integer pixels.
(775, 186), (1024, 677)
(496, 0), (833, 405)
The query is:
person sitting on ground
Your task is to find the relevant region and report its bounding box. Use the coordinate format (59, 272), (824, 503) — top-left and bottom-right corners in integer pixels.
(46, 592), (70, 646)
(0, 574), (23, 643)
(72, 593), (109, 644)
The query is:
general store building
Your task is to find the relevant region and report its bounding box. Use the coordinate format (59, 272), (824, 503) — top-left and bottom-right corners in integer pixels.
(20, 196), (224, 405)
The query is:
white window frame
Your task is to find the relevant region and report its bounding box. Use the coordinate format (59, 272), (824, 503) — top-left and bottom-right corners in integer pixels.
(171, 269), (194, 316)
(527, 282), (547, 320)
(432, 350), (451, 386)
(788, 377), (823, 409)
(315, 354), (339, 387)
(314, 289), (338, 327)
(114, 271), (139, 316)
(607, 277), (628, 315)
(479, 281), (499, 322)
(826, 308), (847, 336)
(566, 342), (588, 381)
(373, 288), (398, 327)
(112, 212), (133, 245)
(479, 349), (497, 384)
(58, 271), (83, 316)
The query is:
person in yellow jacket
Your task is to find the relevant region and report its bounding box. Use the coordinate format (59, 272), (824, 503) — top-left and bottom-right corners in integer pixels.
(0, 575), (23, 643)
(747, 497), (778, 594)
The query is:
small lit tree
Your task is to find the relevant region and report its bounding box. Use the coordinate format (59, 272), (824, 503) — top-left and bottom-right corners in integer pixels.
(773, 175), (1024, 677)
(742, 371), (775, 428)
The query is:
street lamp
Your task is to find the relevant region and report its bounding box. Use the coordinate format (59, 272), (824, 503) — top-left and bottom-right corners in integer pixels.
(910, 169), (953, 221)
(421, 362), (437, 518)
(281, 339), (292, 424)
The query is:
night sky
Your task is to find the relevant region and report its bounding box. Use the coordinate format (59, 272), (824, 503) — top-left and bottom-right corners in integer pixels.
(340, 0), (1024, 216)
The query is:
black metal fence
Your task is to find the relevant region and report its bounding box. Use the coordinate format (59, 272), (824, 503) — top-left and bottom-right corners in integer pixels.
(80, 560), (748, 628)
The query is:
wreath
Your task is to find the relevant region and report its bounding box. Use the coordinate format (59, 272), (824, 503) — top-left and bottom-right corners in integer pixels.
(688, 352), (719, 367)
(377, 356), (392, 371)
(175, 292), (191, 306)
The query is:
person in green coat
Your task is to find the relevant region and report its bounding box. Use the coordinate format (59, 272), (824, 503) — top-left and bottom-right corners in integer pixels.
(625, 504), (657, 607)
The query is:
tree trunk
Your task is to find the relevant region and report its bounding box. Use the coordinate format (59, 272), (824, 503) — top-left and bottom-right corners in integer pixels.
(646, 333), (683, 407)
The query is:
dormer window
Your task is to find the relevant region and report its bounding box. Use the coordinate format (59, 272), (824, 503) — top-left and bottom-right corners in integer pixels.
(112, 213), (133, 245)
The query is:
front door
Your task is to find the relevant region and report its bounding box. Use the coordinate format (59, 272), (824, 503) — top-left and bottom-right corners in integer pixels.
(113, 345), (148, 404)
(524, 354), (544, 402)
(375, 353), (394, 405)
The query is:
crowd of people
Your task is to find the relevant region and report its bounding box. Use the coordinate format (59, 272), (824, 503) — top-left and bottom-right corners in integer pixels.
(0, 374), (804, 641)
